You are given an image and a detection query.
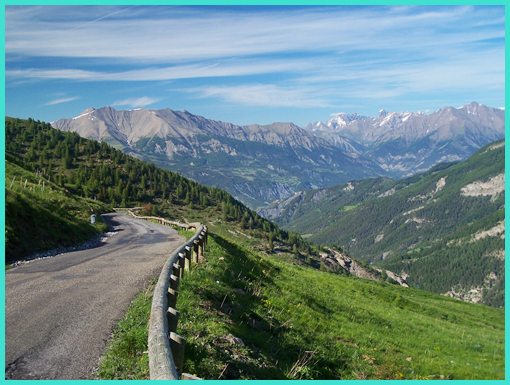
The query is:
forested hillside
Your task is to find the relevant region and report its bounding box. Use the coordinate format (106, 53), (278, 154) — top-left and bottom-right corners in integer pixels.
(5, 117), (314, 263)
(261, 141), (505, 306)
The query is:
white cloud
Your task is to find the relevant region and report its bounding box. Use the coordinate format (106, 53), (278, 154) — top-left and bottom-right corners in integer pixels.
(6, 59), (313, 82)
(44, 96), (79, 106)
(193, 84), (332, 108)
(5, 6), (503, 62)
(112, 96), (160, 107)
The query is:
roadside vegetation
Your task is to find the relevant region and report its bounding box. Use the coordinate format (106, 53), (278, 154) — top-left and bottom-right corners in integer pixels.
(98, 280), (155, 379)
(5, 161), (108, 263)
(98, 224), (504, 379)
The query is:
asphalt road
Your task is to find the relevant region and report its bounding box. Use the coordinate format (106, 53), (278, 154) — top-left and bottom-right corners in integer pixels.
(5, 212), (185, 379)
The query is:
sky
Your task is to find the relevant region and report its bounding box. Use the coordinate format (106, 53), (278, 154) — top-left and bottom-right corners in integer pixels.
(5, 5), (505, 126)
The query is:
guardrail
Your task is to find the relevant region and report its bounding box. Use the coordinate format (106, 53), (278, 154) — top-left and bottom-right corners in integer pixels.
(116, 209), (207, 379)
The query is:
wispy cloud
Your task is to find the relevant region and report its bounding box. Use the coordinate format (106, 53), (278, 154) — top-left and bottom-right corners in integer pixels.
(44, 96), (79, 106)
(193, 84), (332, 108)
(112, 96), (160, 107)
(5, 6), (503, 62)
(7, 58), (313, 82)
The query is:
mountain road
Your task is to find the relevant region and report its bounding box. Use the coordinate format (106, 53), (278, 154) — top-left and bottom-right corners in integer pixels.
(5, 212), (184, 379)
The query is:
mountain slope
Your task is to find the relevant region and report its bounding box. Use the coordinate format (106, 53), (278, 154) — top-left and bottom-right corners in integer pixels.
(53, 107), (383, 208)
(261, 141), (505, 306)
(4, 117), (298, 259)
(52, 103), (503, 208)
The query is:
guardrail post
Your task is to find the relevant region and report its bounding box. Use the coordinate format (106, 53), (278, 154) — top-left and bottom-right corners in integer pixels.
(184, 246), (192, 271)
(170, 274), (179, 291)
(198, 235), (205, 261)
(177, 253), (186, 278)
(170, 332), (185, 375)
(167, 307), (179, 332)
(168, 287), (178, 308)
(172, 263), (181, 278)
(193, 241), (199, 264)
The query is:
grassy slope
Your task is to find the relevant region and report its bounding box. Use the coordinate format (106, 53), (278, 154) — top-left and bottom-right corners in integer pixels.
(99, 225), (504, 380)
(5, 161), (109, 263)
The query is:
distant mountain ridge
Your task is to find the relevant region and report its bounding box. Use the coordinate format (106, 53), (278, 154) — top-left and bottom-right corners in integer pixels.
(307, 102), (505, 175)
(53, 102), (504, 208)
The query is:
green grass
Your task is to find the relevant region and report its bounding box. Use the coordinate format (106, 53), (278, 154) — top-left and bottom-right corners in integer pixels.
(342, 204), (359, 212)
(176, 228), (504, 379)
(100, 225), (504, 380)
(5, 161), (110, 263)
(98, 281), (155, 379)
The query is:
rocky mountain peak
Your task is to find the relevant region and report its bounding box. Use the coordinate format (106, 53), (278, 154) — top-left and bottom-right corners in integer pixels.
(52, 103), (504, 208)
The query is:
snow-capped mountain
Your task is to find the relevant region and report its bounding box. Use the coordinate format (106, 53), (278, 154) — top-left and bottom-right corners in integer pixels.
(307, 102), (504, 175)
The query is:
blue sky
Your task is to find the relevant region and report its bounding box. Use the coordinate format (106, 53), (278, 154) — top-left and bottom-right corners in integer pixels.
(5, 5), (505, 126)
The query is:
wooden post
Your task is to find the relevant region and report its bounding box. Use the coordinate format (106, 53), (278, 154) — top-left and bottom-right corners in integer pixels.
(198, 235), (204, 261)
(172, 263), (180, 278)
(181, 373), (202, 380)
(167, 307), (179, 332)
(184, 246), (192, 271)
(170, 274), (179, 291)
(170, 332), (185, 374)
(193, 241), (199, 264)
(178, 253), (186, 278)
(168, 288), (178, 308)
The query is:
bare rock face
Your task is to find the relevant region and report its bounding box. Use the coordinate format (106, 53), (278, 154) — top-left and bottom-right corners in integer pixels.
(319, 248), (408, 287)
(444, 271), (501, 305)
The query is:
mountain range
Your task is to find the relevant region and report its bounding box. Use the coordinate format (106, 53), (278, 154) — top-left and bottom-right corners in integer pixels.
(260, 141), (505, 306)
(308, 102), (504, 176)
(52, 102), (504, 208)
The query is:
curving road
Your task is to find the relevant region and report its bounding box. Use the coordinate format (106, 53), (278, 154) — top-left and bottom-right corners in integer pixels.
(5, 212), (185, 379)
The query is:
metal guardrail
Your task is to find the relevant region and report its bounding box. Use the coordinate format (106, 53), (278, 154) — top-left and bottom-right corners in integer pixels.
(118, 209), (207, 379)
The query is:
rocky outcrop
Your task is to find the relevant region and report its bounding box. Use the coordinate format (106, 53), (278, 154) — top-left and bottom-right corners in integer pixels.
(320, 248), (408, 287)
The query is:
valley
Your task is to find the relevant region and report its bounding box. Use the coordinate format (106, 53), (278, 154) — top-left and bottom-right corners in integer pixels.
(49, 103), (505, 306)
(261, 141), (505, 307)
